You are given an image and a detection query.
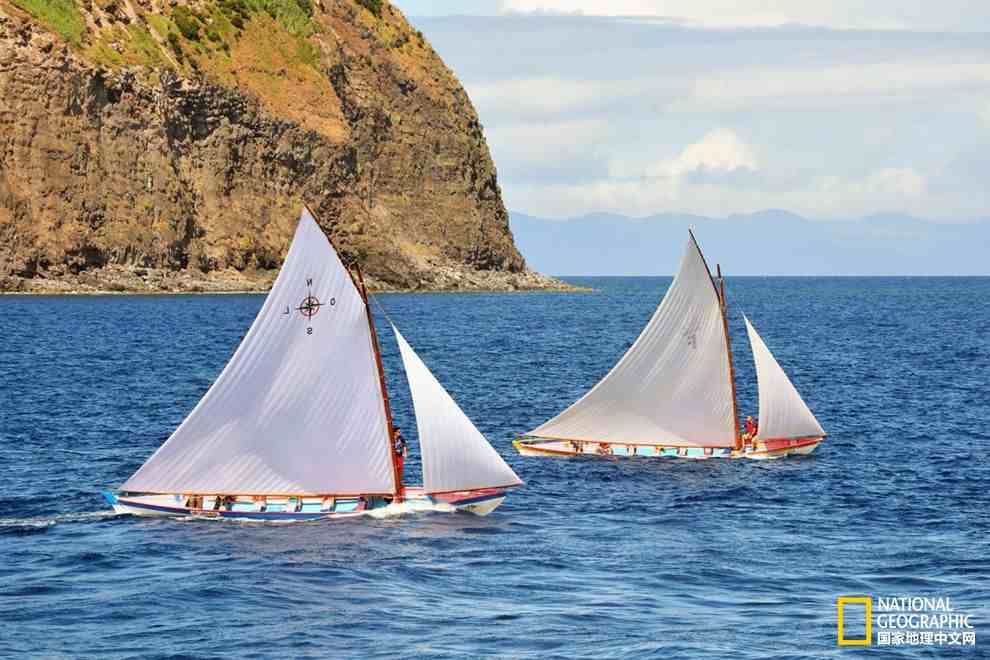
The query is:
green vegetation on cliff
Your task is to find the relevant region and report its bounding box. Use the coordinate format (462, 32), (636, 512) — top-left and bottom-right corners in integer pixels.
(357, 0), (383, 18)
(12, 0), (84, 45)
(11, 0), (323, 68)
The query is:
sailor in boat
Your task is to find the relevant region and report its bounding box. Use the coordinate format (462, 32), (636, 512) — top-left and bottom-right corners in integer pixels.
(393, 427), (408, 484)
(743, 416), (758, 449)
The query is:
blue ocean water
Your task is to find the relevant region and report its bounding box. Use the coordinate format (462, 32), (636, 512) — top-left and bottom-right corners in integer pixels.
(0, 277), (987, 659)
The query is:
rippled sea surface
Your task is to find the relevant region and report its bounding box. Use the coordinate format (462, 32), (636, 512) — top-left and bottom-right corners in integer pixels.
(1, 277), (988, 659)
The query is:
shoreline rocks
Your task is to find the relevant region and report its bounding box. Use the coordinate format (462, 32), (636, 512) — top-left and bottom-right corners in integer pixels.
(0, 264), (581, 295)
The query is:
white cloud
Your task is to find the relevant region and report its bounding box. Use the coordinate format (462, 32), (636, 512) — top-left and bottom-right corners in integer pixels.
(681, 59), (990, 112)
(503, 165), (934, 220)
(486, 117), (615, 172)
(467, 77), (643, 120)
(464, 60), (990, 126)
(829, 168), (926, 198)
(605, 128), (759, 198)
(654, 128), (758, 177)
(498, 1), (990, 31)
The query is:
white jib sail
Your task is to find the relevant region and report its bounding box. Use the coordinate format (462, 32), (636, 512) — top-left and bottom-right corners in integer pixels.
(744, 317), (825, 441)
(392, 325), (522, 493)
(529, 234), (737, 447)
(122, 209), (396, 495)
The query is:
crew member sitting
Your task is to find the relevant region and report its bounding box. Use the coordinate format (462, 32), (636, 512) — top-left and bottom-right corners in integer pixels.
(744, 416), (758, 445)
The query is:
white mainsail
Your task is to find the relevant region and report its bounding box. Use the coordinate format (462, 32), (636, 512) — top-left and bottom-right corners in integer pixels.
(744, 317), (825, 441)
(123, 209), (396, 495)
(392, 325), (522, 493)
(529, 234), (737, 447)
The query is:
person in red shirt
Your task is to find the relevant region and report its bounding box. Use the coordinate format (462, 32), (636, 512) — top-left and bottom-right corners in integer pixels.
(744, 416), (758, 442)
(393, 427), (408, 484)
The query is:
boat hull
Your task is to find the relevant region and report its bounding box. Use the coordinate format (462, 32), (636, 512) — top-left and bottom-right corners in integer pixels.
(745, 437), (823, 460)
(103, 487), (508, 521)
(513, 436), (823, 460)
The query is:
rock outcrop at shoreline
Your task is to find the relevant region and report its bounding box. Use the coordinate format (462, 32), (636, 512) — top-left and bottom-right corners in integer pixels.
(0, 262), (570, 294)
(0, 0), (562, 293)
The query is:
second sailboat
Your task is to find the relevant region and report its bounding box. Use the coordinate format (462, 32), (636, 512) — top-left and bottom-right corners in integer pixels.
(514, 231), (826, 461)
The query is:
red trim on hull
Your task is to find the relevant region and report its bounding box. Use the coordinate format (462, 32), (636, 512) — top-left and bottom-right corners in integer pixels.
(520, 434), (736, 449)
(748, 436), (823, 455)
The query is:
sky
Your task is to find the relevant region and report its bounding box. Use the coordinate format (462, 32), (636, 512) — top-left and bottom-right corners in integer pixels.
(392, 1), (990, 222)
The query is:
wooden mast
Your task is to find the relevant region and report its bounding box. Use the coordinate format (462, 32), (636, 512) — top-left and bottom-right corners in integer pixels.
(304, 202), (403, 498)
(688, 229), (742, 450)
(687, 230), (742, 451)
(354, 263), (403, 500)
(717, 263), (743, 451)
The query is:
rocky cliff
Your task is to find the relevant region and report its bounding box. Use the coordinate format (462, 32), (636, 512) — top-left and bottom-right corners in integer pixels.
(0, 0), (556, 292)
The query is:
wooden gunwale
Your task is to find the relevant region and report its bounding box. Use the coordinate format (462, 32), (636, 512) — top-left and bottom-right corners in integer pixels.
(122, 491), (394, 498)
(516, 434), (736, 449)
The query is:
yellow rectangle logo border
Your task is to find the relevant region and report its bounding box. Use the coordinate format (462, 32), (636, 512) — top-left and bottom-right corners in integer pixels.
(837, 596), (872, 646)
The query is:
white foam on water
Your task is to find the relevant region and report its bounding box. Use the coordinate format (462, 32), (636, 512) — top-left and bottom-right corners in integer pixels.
(0, 510), (117, 528)
(366, 498), (456, 519)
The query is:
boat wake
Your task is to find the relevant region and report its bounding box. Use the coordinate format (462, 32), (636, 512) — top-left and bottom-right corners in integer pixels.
(368, 498), (457, 518)
(0, 510), (117, 531)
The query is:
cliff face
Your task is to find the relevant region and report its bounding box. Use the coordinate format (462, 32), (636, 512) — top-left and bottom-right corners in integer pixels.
(0, 0), (544, 292)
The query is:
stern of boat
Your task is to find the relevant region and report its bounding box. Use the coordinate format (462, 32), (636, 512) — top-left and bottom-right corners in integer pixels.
(745, 436), (824, 460)
(513, 437), (572, 457)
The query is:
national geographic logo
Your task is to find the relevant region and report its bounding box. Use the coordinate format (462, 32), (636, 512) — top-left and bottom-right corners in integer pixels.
(837, 596), (976, 647)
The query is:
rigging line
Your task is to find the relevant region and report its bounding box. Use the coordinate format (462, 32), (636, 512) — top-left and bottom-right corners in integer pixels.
(716, 271), (759, 421)
(367, 287), (400, 328)
(718, 270), (749, 327)
(719, 277), (758, 365)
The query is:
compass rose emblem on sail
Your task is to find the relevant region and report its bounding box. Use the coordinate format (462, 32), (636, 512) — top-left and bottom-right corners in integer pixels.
(297, 295), (323, 318)
(283, 277), (334, 334)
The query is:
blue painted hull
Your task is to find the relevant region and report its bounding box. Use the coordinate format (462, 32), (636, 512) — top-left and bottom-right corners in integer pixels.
(103, 488), (509, 520)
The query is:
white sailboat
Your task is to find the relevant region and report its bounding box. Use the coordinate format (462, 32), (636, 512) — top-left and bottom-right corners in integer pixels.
(103, 208), (522, 520)
(514, 231), (825, 460)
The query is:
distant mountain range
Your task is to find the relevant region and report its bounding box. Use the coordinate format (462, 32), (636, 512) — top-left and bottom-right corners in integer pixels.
(510, 210), (990, 276)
